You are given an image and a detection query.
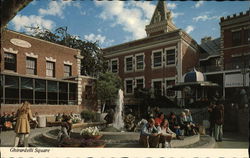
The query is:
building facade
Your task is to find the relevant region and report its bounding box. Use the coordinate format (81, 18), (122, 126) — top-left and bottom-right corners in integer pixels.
(199, 10), (250, 102)
(103, 1), (201, 107)
(1, 30), (96, 115)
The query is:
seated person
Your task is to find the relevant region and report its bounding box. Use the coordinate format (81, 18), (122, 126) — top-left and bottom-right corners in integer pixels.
(57, 116), (72, 147)
(179, 112), (193, 136)
(104, 109), (114, 125)
(159, 119), (176, 148)
(154, 112), (164, 126)
(168, 112), (183, 140)
(56, 113), (63, 122)
(184, 109), (198, 135)
(139, 118), (161, 148)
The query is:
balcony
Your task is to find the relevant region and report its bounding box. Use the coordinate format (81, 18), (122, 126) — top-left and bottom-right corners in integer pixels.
(199, 65), (222, 73)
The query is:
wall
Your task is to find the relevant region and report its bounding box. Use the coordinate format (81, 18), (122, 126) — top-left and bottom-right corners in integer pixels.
(1, 30), (79, 79)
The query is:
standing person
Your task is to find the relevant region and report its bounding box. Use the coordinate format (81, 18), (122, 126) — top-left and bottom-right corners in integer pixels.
(14, 101), (36, 147)
(208, 101), (216, 136)
(214, 99), (224, 142)
(139, 118), (160, 148)
(159, 119), (176, 148)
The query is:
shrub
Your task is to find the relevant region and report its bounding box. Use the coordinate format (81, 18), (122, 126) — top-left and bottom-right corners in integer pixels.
(81, 110), (95, 122)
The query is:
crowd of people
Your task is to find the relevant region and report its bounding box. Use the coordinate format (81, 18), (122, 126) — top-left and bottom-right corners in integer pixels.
(139, 107), (199, 148)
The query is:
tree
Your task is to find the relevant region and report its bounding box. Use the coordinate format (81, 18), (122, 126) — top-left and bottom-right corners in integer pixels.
(28, 26), (108, 77)
(1, 0), (33, 30)
(96, 72), (122, 112)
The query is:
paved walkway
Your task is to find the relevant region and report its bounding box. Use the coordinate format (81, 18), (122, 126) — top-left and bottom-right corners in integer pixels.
(214, 132), (249, 148)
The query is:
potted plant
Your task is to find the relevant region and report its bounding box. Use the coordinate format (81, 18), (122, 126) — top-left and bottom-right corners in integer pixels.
(80, 126), (102, 139)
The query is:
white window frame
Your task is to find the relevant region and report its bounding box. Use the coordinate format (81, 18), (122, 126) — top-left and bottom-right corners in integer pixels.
(151, 49), (163, 69)
(135, 53), (145, 71)
(46, 61), (55, 78)
(110, 58), (119, 73)
(124, 78), (134, 95)
(135, 76), (145, 89)
(151, 78), (163, 96)
(124, 55), (134, 73)
(64, 64), (72, 77)
(165, 46), (176, 67)
(26, 57), (37, 75)
(165, 77), (176, 98)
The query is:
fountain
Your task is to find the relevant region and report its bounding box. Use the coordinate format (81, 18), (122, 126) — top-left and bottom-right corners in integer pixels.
(113, 89), (124, 130)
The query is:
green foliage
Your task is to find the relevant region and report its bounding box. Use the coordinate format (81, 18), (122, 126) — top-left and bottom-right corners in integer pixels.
(96, 72), (122, 102)
(26, 26), (108, 77)
(81, 110), (95, 122)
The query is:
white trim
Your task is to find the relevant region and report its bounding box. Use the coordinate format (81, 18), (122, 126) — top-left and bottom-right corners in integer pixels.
(25, 52), (38, 58)
(151, 78), (163, 96)
(124, 55), (134, 73)
(135, 76), (145, 89)
(231, 28), (242, 32)
(64, 60), (73, 65)
(45, 56), (56, 62)
(3, 47), (18, 54)
(135, 53), (145, 72)
(151, 49), (163, 69)
(124, 78), (134, 95)
(164, 46), (177, 67)
(110, 58), (119, 73)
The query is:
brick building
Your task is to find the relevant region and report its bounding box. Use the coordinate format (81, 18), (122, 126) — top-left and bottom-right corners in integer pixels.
(199, 10), (250, 101)
(103, 1), (201, 108)
(1, 30), (96, 115)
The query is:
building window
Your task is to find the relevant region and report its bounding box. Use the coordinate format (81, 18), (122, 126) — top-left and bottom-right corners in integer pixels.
(64, 64), (72, 77)
(244, 29), (250, 44)
(136, 54), (144, 70)
(4, 52), (16, 72)
(166, 80), (175, 97)
(111, 59), (118, 73)
(153, 80), (162, 97)
(26, 57), (37, 75)
(125, 79), (133, 94)
(125, 56), (133, 72)
(46, 61), (55, 77)
(136, 78), (144, 90)
(85, 85), (92, 99)
(166, 49), (175, 65)
(232, 31), (241, 46)
(153, 51), (162, 67)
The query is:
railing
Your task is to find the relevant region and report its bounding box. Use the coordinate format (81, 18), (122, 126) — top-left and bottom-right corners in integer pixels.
(224, 62), (250, 71)
(191, 109), (209, 125)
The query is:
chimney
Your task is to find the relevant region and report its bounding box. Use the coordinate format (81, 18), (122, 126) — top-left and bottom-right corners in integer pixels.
(201, 36), (213, 44)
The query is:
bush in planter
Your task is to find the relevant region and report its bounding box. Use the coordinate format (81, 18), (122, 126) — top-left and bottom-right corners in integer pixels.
(80, 139), (105, 147)
(81, 110), (95, 122)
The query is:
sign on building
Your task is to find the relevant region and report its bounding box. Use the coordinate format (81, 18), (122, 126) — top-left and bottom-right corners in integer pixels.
(225, 73), (249, 87)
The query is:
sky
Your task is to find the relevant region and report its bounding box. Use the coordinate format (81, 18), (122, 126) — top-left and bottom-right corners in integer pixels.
(7, 0), (250, 48)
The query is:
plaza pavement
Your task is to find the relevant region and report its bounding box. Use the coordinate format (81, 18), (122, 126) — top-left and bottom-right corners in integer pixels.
(0, 127), (248, 148)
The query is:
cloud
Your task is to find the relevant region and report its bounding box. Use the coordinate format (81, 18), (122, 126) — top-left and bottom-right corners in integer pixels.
(172, 12), (184, 18)
(38, 0), (72, 18)
(11, 15), (55, 33)
(185, 25), (194, 34)
(193, 15), (220, 22)
(84, 33), (114, 47)
(194, 1), (204, 8)
(167, 3), (177, 10)
(95, 1), (155, 40)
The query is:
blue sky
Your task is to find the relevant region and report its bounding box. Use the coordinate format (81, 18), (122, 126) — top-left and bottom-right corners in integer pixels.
(7, 0), (250, 48)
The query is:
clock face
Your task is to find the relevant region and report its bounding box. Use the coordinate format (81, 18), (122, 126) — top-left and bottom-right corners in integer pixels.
(10, 38), (31, 48)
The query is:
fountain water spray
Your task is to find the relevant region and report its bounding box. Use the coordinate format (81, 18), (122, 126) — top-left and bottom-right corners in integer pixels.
(113, 89), (124, 130)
